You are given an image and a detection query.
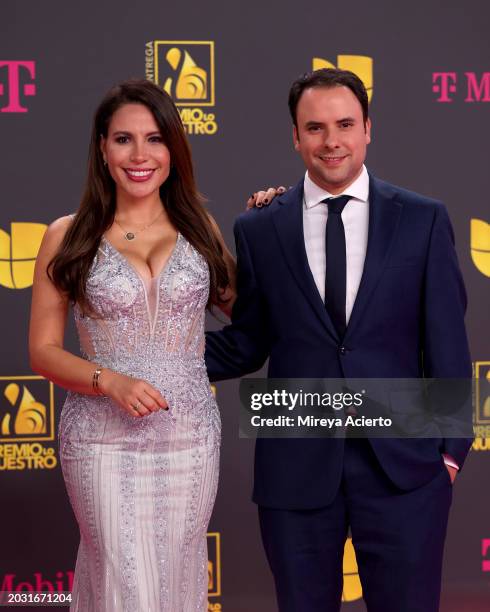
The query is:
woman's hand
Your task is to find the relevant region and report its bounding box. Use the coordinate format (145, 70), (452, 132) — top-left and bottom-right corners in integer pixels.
(246, 186), (287, 210)
(99, 369), (168, 418)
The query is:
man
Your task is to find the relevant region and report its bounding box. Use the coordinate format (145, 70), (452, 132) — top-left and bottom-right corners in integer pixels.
(205, 68), (472, 612)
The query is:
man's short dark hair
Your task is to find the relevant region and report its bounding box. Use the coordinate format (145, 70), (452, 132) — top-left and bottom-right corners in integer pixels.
(288, 68), (369, 127)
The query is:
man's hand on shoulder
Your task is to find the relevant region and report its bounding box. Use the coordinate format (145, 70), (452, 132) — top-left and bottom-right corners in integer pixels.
(246, 186), (287, 210)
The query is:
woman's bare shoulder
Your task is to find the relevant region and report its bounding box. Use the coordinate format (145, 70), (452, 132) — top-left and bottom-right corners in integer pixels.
(40, 214), (75, 255)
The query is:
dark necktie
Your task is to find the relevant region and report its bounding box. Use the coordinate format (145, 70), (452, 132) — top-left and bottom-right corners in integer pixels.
(322, 195), (351, 338)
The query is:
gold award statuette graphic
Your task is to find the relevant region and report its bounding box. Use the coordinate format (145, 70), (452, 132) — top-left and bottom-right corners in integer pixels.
(342, 537), (362, 602)
(0, 222), (47, 289)
(473, 362), (490, 451)
(471, 218), (490, 277)
(313, 55), (373, 103)
(145, 40), (217, 136)
(207, 532), (222, 610)
(0, 377), (57, 470)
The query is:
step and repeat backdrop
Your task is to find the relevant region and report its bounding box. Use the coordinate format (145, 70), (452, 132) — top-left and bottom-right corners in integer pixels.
(1, 1), (489, 610)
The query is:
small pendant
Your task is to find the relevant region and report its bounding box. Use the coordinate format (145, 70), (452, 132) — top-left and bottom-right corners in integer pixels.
(125, 232), (135, 241)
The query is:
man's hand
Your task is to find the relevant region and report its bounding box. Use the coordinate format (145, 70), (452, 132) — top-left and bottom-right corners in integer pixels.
(246, 186), (287, 210)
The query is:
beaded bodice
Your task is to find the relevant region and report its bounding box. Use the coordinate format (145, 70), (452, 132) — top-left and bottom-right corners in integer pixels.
(73, 232), (209, 382)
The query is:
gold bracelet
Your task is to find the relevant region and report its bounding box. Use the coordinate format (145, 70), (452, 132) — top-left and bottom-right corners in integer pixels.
(92, 367), (103, 395)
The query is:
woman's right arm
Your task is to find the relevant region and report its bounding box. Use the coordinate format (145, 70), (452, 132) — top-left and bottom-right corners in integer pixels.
(29, 216), (100, 393)
(29, 216), (167, 416)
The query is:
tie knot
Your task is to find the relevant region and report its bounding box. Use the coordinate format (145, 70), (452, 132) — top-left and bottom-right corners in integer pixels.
(322, 195), (351, 214)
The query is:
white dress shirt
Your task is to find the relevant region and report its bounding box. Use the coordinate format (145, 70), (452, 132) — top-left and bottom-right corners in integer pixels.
(302, 166), (458, 473)
(303, 165), (369, 323)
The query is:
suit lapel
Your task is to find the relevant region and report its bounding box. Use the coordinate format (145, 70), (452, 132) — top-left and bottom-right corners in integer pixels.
(271, 181), (339, 341)
(344, 175), (403, 342)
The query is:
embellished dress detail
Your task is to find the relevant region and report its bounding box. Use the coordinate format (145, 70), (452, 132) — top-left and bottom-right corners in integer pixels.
(59, 233), (221, 611)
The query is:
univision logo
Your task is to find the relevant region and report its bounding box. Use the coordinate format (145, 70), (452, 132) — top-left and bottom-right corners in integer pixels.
(342, 537), (362, 602)
(312, 55), (373, 103)
(0, 222), (47, 289)
(471, 218), (490, 277)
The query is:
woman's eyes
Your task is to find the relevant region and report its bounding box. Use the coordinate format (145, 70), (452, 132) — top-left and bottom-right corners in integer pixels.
(114, 135), (163, 144)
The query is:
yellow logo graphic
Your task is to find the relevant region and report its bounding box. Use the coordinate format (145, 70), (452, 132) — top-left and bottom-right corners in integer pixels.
(207, 532), (221, 598)
(2, 383), (46, 435)
(0, 377), (54, 442)
(0, 222), (47, 289)
(0, 377), (57, 470)
(146, 40), (217, 136)
(473, 362), (490, 451)
(471, 218), (490, 277)
(312, 55), (373, 102)
(151, 41), (215, 107)
(475, 362), (490, 426)
(342, 537), (362, 602)
(164, 48), (207, 101)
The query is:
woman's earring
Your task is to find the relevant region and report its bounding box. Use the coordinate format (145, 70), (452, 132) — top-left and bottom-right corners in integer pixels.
(103, 158), (107, 166)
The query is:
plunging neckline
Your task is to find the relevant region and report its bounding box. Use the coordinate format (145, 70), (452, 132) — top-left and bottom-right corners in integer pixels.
(101, 232), (181, 286)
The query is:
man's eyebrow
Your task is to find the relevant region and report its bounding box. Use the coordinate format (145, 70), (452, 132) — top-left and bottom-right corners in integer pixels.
(303, 117), (357, 127)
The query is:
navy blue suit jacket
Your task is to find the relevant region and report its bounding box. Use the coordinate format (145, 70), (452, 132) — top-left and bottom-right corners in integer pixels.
(205, 175), (472, 510)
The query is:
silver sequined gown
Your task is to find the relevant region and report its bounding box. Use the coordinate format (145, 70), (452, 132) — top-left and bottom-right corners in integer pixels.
(59, 233), (221, 611)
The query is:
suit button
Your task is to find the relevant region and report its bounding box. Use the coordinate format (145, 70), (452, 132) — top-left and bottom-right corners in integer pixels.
(339, 346), (347, 355)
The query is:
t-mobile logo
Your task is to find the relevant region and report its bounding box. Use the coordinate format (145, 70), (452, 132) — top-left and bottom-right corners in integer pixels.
(0, 61), (36, 113)
(483, 539), (490, 573)
(432, 72), (490, 102)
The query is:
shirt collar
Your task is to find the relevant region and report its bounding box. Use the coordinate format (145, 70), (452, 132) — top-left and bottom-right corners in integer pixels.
(303, 165), (369, 209)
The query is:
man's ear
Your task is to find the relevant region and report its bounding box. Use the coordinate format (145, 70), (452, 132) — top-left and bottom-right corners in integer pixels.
(365, 118), (372, 145)
(293, 125), (300, 151)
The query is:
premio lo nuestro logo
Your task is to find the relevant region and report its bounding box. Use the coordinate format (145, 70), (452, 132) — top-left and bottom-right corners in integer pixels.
(473, 362), (490, 452)
(207, 532), (221, 610)
(145, 41), (217, 136)
(0, 222), (47, 289)
(0, 377), (57, 471)
(312, 55), (373, 103)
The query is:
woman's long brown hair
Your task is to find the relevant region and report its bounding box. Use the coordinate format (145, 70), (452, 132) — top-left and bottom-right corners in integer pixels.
(48, 79), (229, 314)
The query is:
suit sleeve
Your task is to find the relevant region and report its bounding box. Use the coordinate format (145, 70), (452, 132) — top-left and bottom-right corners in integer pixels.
(422, 203), (473, 469)
(205, 217), (270, 382)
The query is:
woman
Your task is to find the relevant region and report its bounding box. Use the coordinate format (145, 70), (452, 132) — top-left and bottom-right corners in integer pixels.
(29, 79), (236, 611)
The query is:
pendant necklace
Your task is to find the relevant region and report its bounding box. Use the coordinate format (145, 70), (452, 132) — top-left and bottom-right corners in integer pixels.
(114, 209), (163, 241)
